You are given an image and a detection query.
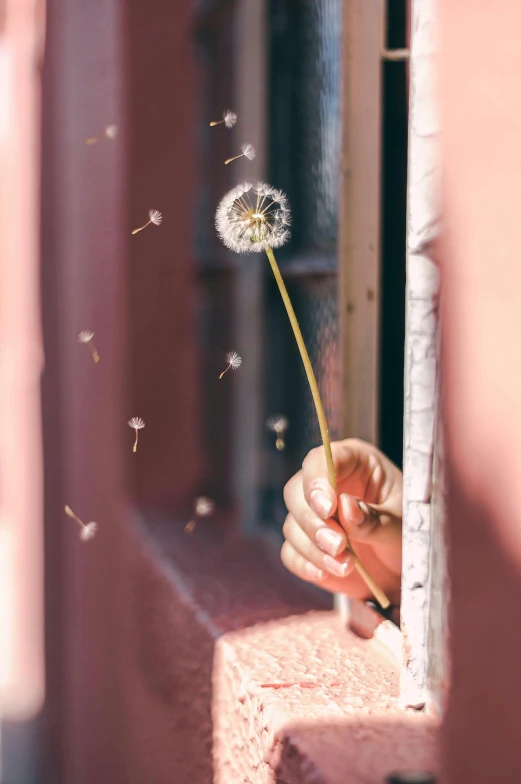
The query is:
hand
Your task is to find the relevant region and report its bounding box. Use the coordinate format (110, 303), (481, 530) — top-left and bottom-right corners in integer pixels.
(281, 439), (402, 606)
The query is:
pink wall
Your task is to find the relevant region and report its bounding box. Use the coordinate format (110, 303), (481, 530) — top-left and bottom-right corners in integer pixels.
(41, 0), (201, 780)
(440, 1), (521, 781)
(126, 0), (201, 509)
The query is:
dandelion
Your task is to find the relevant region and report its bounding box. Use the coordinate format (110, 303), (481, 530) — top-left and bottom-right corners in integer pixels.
(224, 143), (256, 166)
(209, 109), (237, 129)
(219, 351), (242, 379)
(64, 505), (98, 542)
(78, 329), (100, 364)
(132, 209), (162, 235)
(266, 415), (289, 451)
(128, 417), (145, 453)
(185, 496), (215, 533)
(215, 182), (389, 609)
(215, 181), (291, 254)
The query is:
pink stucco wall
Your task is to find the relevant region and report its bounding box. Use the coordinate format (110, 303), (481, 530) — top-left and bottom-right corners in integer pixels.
(440, 1), (521, 781)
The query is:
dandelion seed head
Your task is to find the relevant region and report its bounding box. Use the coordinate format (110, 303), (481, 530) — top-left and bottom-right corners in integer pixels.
(225, 351), (242, 370)
(266, 415), (289, 434)
(78, 330), (95, 343)
(80, 522), (98, 541)
(148, 209), (162, 226)
(223, 109), (237, 128)
(215, 182), (291, 253)
(105, 124), (118, 139)
(128, 417), (145, 430)
(195, 496), (215, 516)
(241, 143), (256, 160)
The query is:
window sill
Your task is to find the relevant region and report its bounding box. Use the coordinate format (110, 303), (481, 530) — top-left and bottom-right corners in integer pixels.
(128, 511), (438, 783)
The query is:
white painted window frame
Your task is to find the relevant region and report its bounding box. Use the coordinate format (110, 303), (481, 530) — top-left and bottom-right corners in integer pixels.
(338, 0), (444, 712)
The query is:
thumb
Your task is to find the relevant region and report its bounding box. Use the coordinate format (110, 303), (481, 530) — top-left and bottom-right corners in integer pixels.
(337, 493), (399, 545)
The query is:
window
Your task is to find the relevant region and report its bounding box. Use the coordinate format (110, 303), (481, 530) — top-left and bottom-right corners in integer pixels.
(195, 0), (445, 711)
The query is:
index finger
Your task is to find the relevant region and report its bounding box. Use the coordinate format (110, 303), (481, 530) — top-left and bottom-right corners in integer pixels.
(301, 440), (369, 515)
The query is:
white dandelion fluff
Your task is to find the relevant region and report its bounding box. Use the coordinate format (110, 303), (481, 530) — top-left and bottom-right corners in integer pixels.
(242, 143), (256, 160)
(266, 415), (289, 434)
(78, 330), (100, 363)
(226, 351), (242, 369)
(266, 415), (289, 451)
(219, 351), (242, 379)
(64, 505), (98, 543)
(215, 182), (291, 254)
(224, 142), (256, 165)
(128, 417), (145, 453)
(195, 496), (215, 516)
(80, 522), (98, 541)
(78, 329), (95, 343)
(132, 209), (162, 235)
(209, 109), (237, 129)
(148, 209), (162, 225)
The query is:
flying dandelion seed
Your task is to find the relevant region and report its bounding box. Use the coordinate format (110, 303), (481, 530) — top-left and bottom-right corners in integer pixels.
(85, 124), (118, 145)
(266, 415), (289, 450)
(224, 143), (256, 166)
(215, 182), (390, 610)
(185, 496), (215, 534)
(195, 496), (215, 516)
(132, 209), (162, 235)
(219, 351), (242, 379)
(128, 417), (145, 453)
(215, 182), (291, 253)
(209, 109), (237, 129)
(78, 329), (100, 364)
(64, 505), (98, 542)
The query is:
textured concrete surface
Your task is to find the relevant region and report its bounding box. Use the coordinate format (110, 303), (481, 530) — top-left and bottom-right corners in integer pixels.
(214, 613), (437, 783)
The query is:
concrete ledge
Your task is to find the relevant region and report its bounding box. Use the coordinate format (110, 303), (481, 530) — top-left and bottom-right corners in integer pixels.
(213, 613), (437, 783)
(125, 515), (437, 783)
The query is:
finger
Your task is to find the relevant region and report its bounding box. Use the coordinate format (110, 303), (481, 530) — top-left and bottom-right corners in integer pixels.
(301, 439), (370, 520)
(338, 493), (401, 546)
(283, 474), (347, 557)
(282, 514), (353, 579)
(280, 541), (359, 594)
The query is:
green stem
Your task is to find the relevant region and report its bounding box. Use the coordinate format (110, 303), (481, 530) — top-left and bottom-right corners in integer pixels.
(265, 246), (337, 491)
(264, 245), (390, 609)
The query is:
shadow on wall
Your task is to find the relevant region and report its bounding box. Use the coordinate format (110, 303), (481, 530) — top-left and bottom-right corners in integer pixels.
(443, 459), (521, 782)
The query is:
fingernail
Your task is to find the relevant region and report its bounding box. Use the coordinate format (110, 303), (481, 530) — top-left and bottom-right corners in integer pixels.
(316, 527), (344, 557)
(310, 489), (333, 520)
(304, 562), (326, 581)
(339, 493), (365, 524)
(323, 554), (352, 578)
